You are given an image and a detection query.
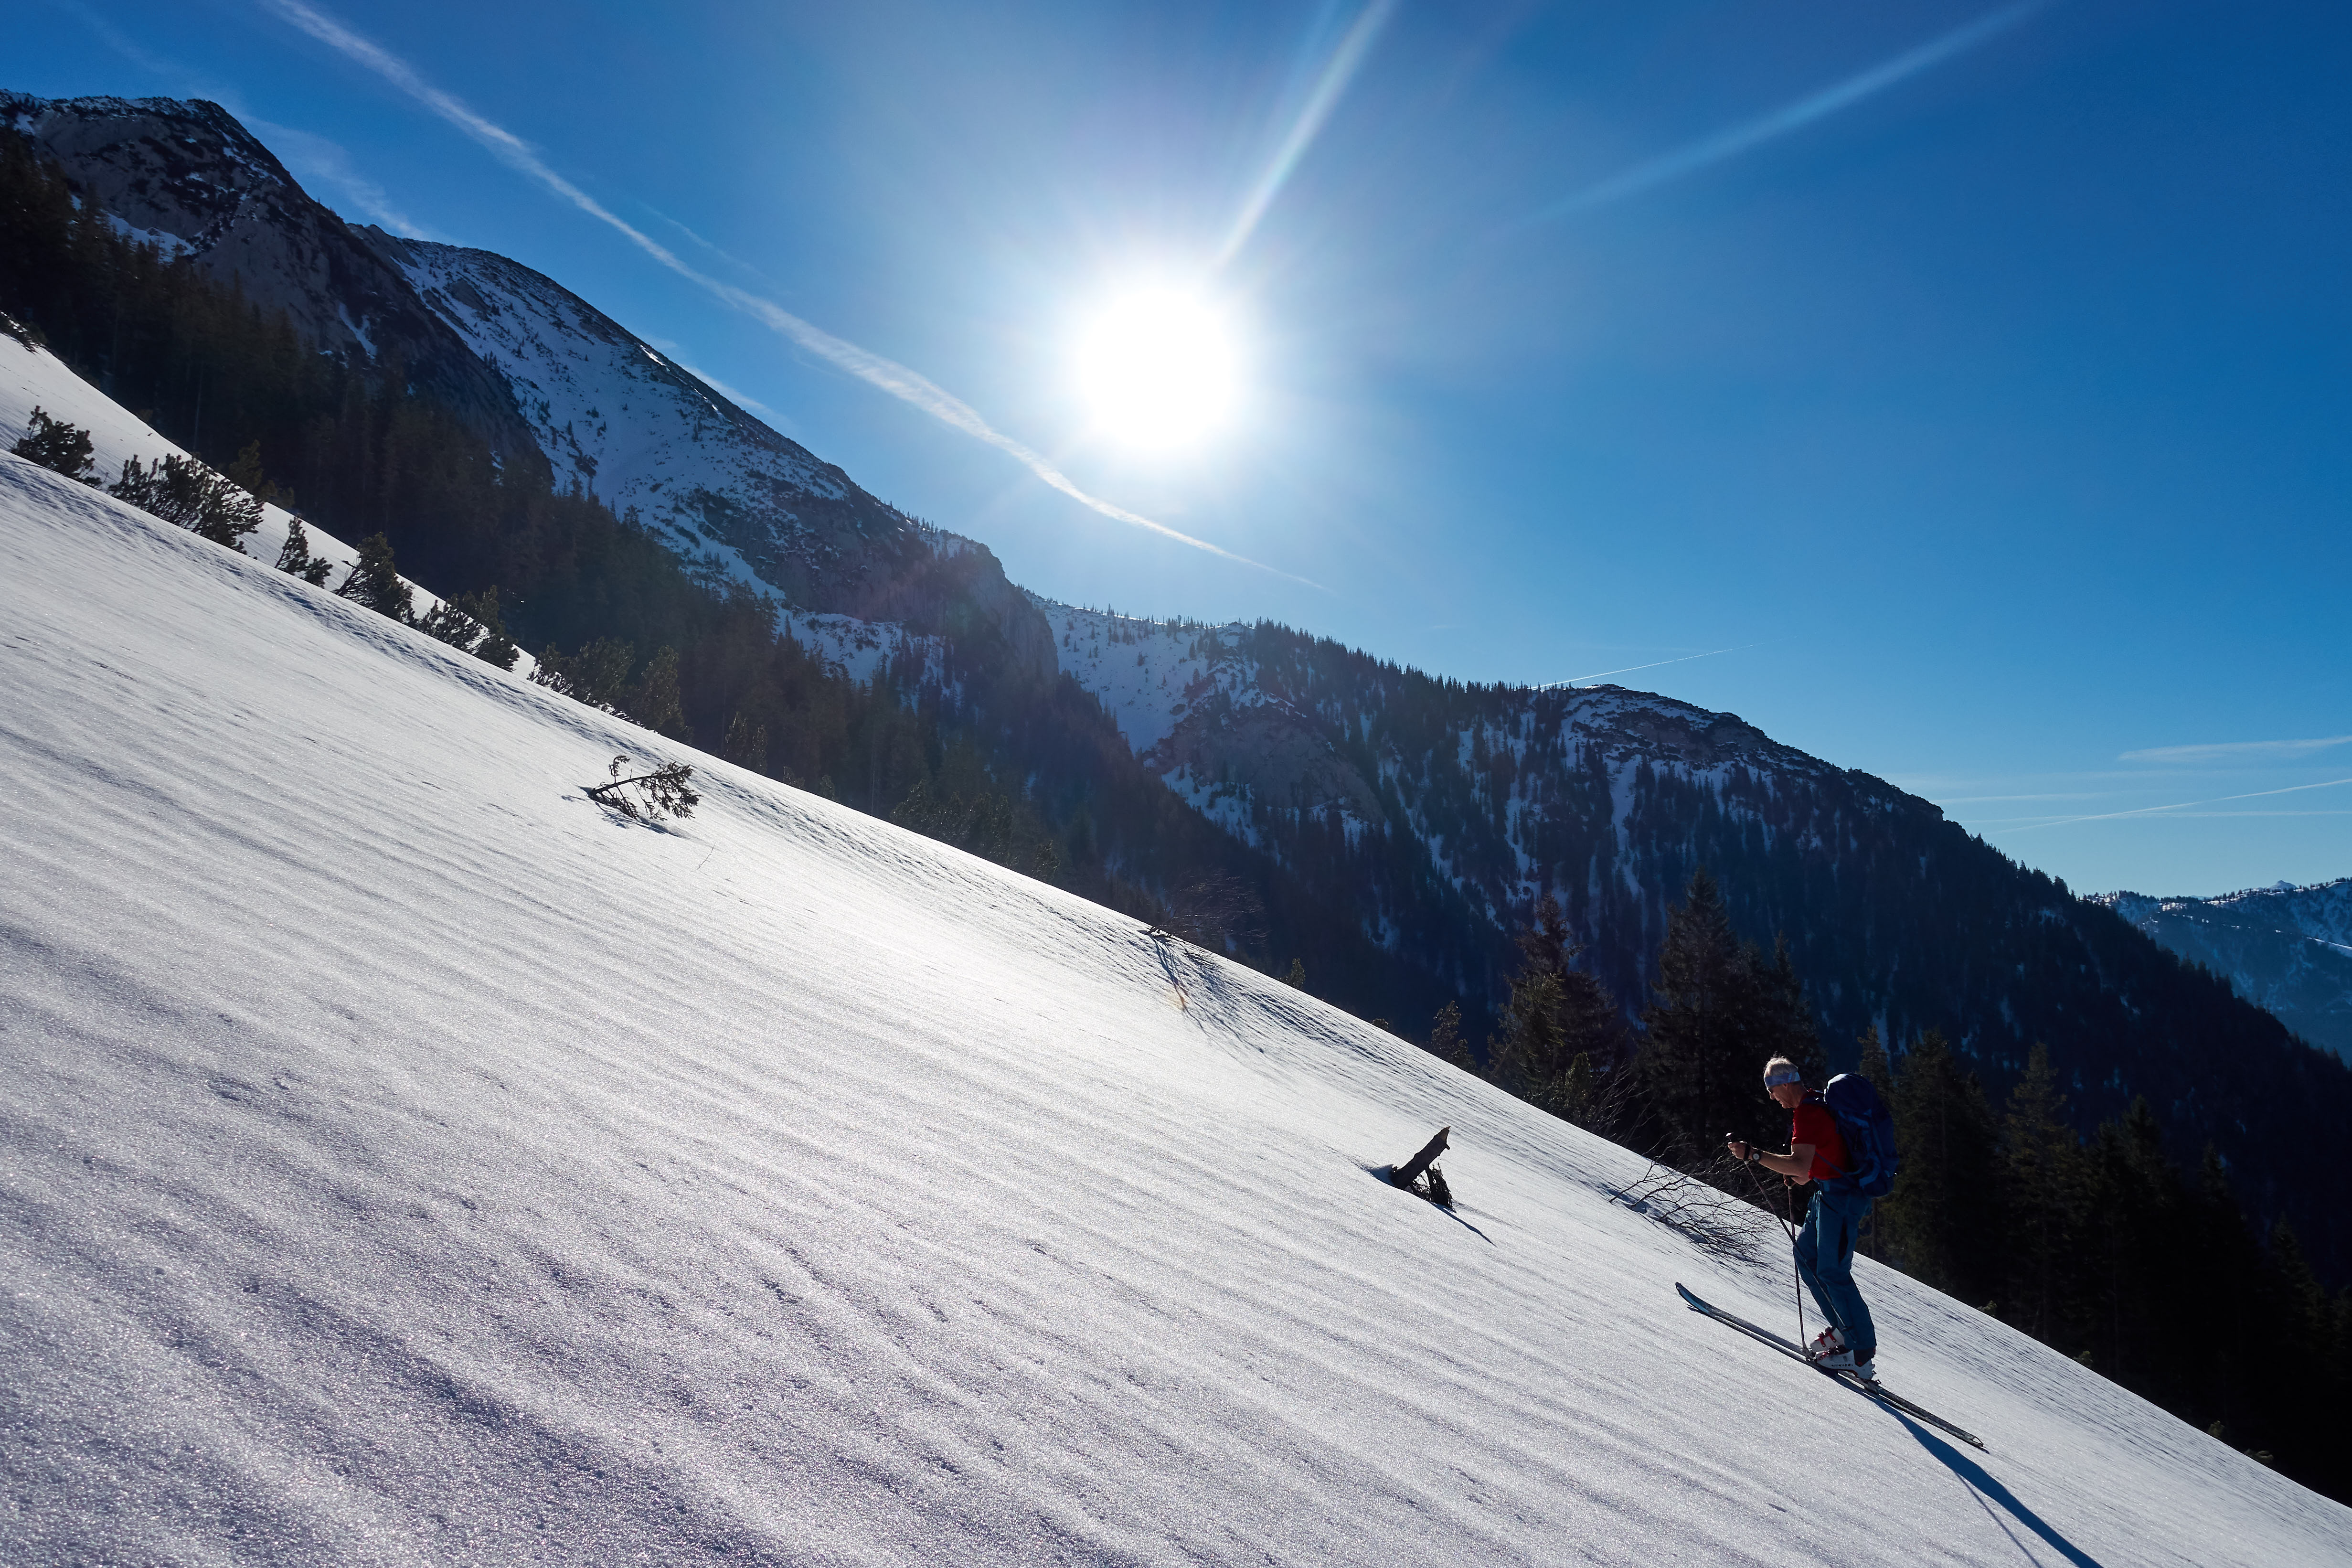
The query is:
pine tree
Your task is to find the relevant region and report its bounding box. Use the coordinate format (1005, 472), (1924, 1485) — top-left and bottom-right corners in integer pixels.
(1426, 1001), (1475, 1071)
(108, 452), (262, 546)
(273, 517), (333, 585)
(450, 587), (518, 669)
(532, 638), (636, 713)
(1881, 1029), (2000, 1302)
(1760, 934), (1826, 1085)
(1284, 958), (1307, 989)
(1999, 1042), (2075, 1339)
(630, 647), (689, 739)
(1491, 894), (1627, 1130)
(222, 439), (279, 505)
(11, 406), (97, 483)
(1638, 869), (1767, 1168)
(724, 710), (768, 768)
(333, 531), (413, 621)
(413, 598), (486, 653)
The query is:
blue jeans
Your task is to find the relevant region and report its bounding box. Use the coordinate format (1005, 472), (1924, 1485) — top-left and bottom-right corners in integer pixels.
(1795, 1186), (1876, 1357)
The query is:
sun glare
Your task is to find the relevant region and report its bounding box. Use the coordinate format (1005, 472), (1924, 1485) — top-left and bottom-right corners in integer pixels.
(1074, 288), (1242, 452)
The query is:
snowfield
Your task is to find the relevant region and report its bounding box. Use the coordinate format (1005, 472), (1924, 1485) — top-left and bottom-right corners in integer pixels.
(2, 454), (2346, 1564)
(0, 335), (496, 669)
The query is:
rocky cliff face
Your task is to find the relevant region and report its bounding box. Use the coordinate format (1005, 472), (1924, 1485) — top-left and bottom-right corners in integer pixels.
(2100, 881), (2352, 1062)
(2, 92), (538, 462)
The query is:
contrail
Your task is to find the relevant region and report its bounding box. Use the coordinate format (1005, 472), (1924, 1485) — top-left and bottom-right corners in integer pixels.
(1538, 642), (1763, 689)
(1996, 775), (2352, 834)
(1528, 1), (2045, 223)
(256, 0), (1319, 589)
(1215, 0), (1400, 269)
(2119, 733), (2352, 765)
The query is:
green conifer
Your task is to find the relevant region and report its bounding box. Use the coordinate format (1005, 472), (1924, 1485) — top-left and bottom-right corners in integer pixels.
(273, 518), (333, 586)
(333, 532), (413, 621)
(11, 406), (98, 483)
(630, 647), (690, 739)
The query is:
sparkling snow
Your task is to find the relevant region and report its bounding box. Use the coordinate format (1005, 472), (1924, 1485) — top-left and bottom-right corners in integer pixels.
(1, 394), (2344, 1564)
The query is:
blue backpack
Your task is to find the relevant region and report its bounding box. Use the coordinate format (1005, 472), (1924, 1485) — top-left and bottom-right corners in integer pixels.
(1816, 1074), (1898, 1199)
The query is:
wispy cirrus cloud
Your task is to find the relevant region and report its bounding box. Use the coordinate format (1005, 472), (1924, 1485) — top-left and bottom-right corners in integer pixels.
(255, 0), (1316, 588)
(2118, 734), (2352, 765)
(244, 118), (440, 238)
(1992, 775), (2352, 834)
(1525, 1), (2046, 224)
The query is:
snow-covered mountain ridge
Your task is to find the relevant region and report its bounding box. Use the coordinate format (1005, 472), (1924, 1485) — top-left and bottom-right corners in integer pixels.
(2096, 879), (2352, 1061)
(5, 402), (2343, 1564)
(6, 89), (1054, 677)
(364, 232), (1044, 666)
(1024, 598), (1891, 953)
(3, 91), (535, 461)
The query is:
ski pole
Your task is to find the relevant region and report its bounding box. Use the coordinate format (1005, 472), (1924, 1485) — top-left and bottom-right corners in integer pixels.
(1734, 1141), (1807, 1355)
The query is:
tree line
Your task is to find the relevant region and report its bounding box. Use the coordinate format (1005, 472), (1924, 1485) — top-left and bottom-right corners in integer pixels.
(0, 124), (1446, 1026)
(1469, 868), (2351, 1501)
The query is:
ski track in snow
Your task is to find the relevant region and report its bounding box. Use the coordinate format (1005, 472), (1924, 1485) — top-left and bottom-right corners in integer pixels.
(2, 368), (2349, 1565)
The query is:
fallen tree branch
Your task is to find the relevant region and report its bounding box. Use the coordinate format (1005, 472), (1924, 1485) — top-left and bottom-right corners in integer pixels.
(584, 755), (700, 821)
(1385, 1126), (1454, 1208)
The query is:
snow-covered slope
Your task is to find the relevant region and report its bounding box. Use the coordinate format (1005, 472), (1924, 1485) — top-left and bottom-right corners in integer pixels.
(2100, 880), (2352, 1062)
(367, 235), (897, 601)
(1033, 599), (1851, 934)
(3, 431), (2343, 1564)
(0, 327), (490, 657)
(362, 233), (1054, 672)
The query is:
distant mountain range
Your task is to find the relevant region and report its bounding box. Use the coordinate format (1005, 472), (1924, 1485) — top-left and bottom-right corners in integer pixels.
(2097, 881), (2352, 1063)
(10, 87), (2352, 1276)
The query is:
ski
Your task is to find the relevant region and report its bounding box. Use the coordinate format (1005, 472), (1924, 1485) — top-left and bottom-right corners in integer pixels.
(1676, 1283), (1987, 1450)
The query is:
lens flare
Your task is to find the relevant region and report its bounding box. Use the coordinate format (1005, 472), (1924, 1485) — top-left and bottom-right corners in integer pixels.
(1075, 289), (1242, 451)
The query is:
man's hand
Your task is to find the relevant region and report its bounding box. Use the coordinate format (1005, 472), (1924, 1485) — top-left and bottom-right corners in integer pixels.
(1726, 1139), (1751, 1163)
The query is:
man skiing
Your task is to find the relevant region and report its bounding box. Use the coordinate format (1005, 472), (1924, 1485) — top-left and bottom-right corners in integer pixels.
(1727, 1056), (1877, 1380)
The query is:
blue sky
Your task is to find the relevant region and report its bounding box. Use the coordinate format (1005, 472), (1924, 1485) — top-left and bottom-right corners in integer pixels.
(18, 0), (2352, 896)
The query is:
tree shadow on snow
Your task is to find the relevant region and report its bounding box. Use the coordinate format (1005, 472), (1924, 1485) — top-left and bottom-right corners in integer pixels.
(1361, 1166), (1494, 1244)
(1894, 1412), (2103, 1567)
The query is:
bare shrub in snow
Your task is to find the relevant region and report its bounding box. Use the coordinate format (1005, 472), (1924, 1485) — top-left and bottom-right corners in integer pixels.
(1610, 1161), (1773, 1262)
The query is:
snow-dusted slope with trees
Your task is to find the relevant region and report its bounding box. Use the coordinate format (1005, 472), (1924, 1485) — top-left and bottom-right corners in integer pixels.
(4, 409), (2344, 1564)
(365, 233), (1055, 672)
(2100, 881), (2352, 1062)
(0, 328), (476, 650)
(2, 91), (536, 460)
(370, 235), (895, 600)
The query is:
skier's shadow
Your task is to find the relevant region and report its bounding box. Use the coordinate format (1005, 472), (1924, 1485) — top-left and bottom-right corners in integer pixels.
(1895, 1412), (2102, 1567)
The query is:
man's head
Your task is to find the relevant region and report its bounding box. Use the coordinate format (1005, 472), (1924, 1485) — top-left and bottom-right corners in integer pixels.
(1763, 1056), (1806, 1110)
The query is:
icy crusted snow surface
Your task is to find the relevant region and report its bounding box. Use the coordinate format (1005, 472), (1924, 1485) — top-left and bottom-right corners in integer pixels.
(3, 468), (2348, 1564)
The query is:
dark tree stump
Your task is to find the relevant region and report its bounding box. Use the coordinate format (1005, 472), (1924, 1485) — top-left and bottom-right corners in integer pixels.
(1389, 1126), (1450, 1193)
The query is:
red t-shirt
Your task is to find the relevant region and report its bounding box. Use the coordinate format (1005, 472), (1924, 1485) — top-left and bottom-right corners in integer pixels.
(1791, 1101), (1849, 1183)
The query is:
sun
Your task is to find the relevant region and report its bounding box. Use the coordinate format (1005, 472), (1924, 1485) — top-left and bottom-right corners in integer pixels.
(1073, 287), (1243, 452)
